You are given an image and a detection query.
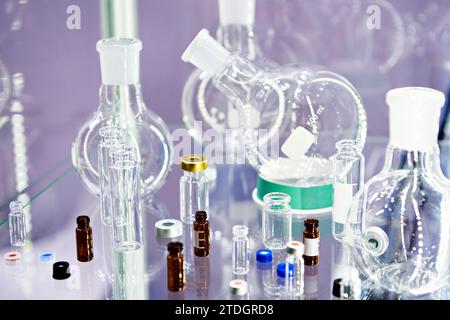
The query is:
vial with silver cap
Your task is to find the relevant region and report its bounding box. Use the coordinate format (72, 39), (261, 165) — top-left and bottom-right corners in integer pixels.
(9, 201), (27, 247)
(180, 154), (209, 224)
(345, 87), (450, 296)
(181, 29), (366, 216)
(284, 241), (305, 298)
(72, 38), (173, 199)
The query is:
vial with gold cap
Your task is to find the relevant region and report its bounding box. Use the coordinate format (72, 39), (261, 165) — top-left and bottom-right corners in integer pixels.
(180, 154), (209, 224)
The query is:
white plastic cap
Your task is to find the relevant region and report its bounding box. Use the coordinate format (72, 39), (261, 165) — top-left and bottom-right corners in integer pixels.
(97, 38), (142, 85)
(155, 219), (183, 238)
(387, 87), (445, 151)
(219, 0), (255, 26)
(286, 241), (305, 256)
(229, 279), (248, 296)
(181, 29), (231, 76)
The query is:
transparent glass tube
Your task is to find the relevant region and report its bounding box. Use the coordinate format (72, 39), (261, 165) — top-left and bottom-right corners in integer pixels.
(262, 192), (292, 250)
(98, 126), (125, 225)
(8, 201), (27, 247)
(232, 225), (250, 275)
(332, 140), (364, 241)
(108, 146), (143, 249)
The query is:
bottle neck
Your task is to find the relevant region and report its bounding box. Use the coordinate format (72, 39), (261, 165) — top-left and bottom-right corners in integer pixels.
(183, 170), (205, 179)
(214, 55), (260, 103)
(383, 145), (442, 172)
(216, 24), (257, 60)
(98, 83), (145, 117)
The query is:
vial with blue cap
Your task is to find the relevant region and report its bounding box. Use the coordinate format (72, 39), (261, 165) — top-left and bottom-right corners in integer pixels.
(256, 249), (274, 296)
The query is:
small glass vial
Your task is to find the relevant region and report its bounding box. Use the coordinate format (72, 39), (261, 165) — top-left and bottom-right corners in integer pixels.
(332, 139), (364, 241)
(232, 225), (250, 275)
(285, 241), (305, 298)
(98, 126), (124, 225)
(167, 242), (186, 292)
(193, 211), (210, 257)
(303, 219), (320, 266)
(8, 201), (27, 247)
(76, 215), (94, 262)
(262, 192), (292, 250)
(180, 154), (209, 224)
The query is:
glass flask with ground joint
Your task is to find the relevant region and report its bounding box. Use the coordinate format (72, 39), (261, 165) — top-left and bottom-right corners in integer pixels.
(182, 29), (367, 216)
(345, 87), (450, 296)
(72, 38), (173, 199)
(182, 0), (273, 152)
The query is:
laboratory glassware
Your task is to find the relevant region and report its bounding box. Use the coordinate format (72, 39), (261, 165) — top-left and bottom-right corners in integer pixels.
(182, 29), (366, 216)
(180, 154), (209, 224)
(193, 211), (210, 257)
(98, 126), (125, 225)
(232, 225), (250, 275)
(262, 192), (292, 250)
(8, 201), (26, 247)
(108, 146), (143, 248)
(303, 219), (320, 266)
(72, 38), (173, 198)
(332, 139), (365, 241)
(167, 242), (186, 292)
(304, 265), (319, 300)
(182, 0), (270, 150)
(108, 146), (146, 300)
(345, 87), (450, 296)
(256, 249), (273, 296)
(75, 215), (94, 262)
(284, 241), (305, 298)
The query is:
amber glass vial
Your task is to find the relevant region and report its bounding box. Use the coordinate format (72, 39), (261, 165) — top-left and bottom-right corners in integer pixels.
(76, 215), (93, 262)
(167, 242), (185, 292)
(193, 211), (210, 257)
(303, 219), (319, 266)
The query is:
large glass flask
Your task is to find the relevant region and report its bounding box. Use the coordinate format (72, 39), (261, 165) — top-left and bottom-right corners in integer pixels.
(72, 38), (173, 198)
(182, 0), (270, 151)
(182, 29), (366, 215)
(345, 87), (450, 296)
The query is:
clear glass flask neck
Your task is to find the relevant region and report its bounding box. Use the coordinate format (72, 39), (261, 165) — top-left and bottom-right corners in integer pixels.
(98, 83), (145, 117)
(183, 170), (205, 180)
(383, 145), (442, 173)
(216, 24), (257, 60)
(213, 55), (260, 103)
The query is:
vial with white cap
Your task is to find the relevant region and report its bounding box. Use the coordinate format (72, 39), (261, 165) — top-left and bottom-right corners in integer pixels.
(72, 37), (173, 199)
(232, 225), (250, 275)
(9, 201), (27, 247)
(284, 241), (305, 299)
(182, 0), (271, 149)
(182, 29), (366, 216)
(345, 87), (450, 296)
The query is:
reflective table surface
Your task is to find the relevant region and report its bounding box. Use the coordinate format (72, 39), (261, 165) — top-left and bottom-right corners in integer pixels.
(0, 136), (449, 300)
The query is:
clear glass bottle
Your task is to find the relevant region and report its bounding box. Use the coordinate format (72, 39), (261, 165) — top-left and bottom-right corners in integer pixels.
(332, 139), (365, 241)
(182, 29), (366, 215)
(262, 192), (292, 250)
(8, 201), (27, 247)
(179, 155), (209, 224)
(345, 87), (450, 296)
(98, 126), (125, 225)
(182, 0), (270, 149)
(72, 38), (173, 199)
(232, 225), (250, 275)
(284, 241), (305, 299)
